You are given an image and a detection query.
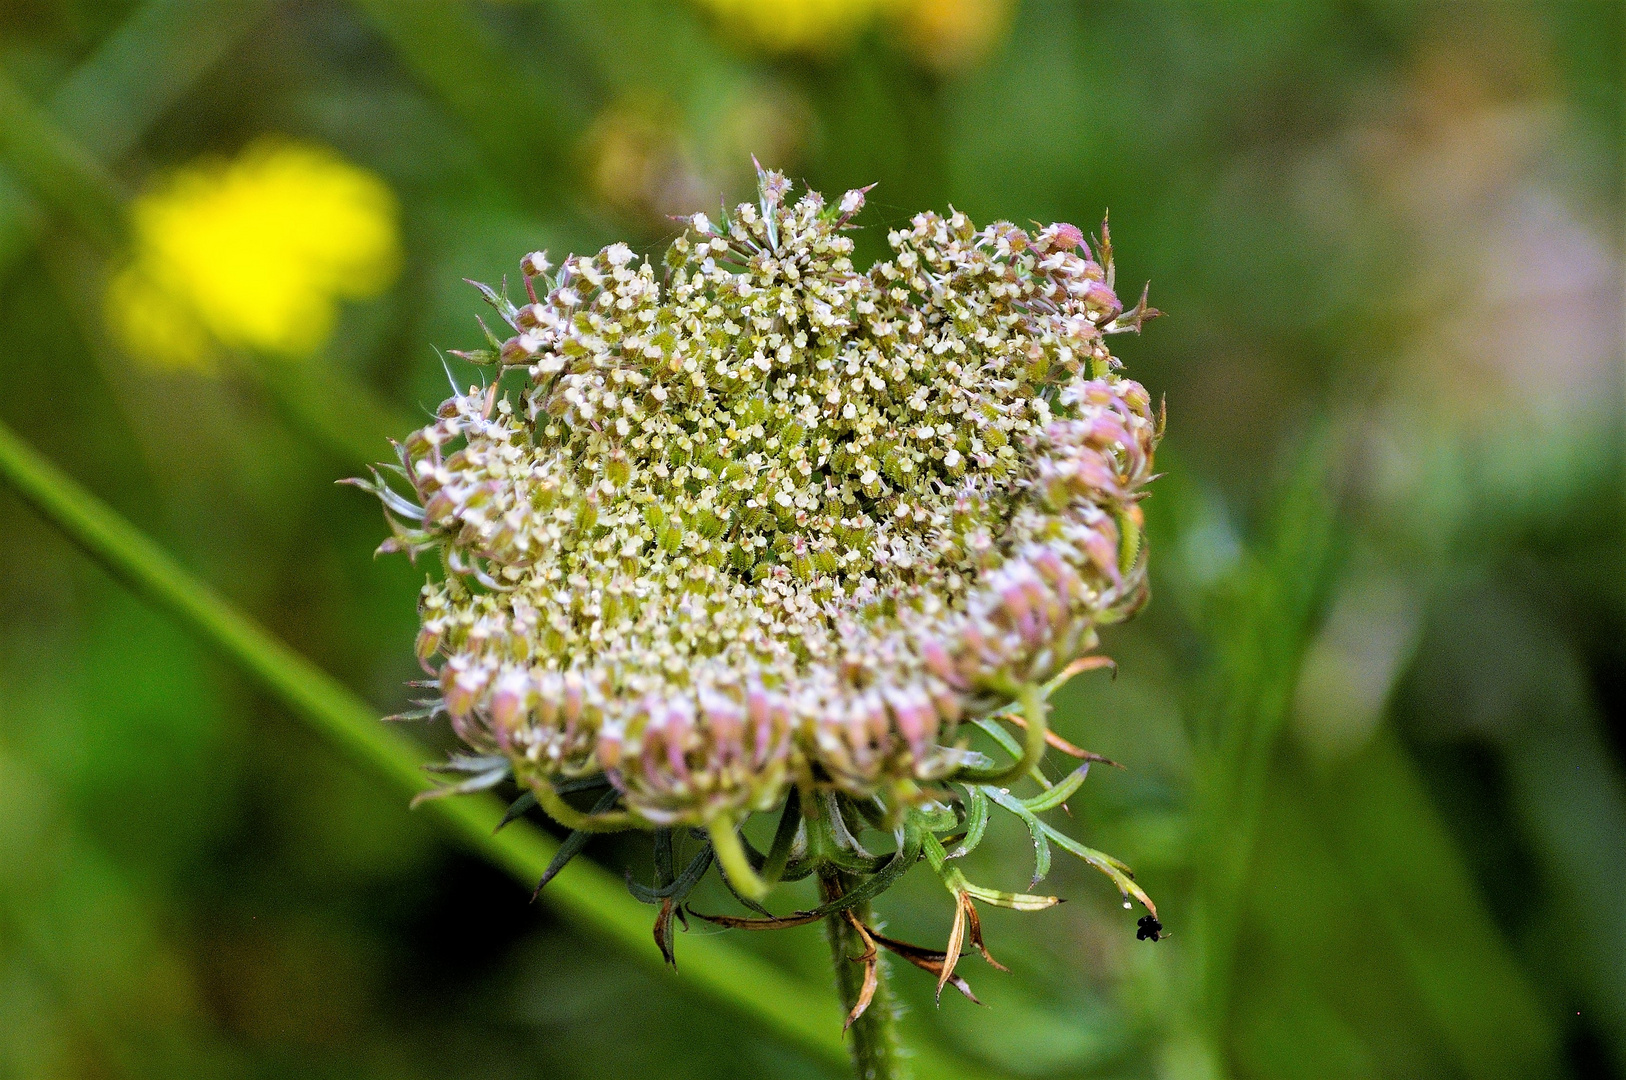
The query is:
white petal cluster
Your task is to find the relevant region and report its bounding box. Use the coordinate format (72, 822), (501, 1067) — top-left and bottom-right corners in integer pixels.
(372, 170), (1160, 827)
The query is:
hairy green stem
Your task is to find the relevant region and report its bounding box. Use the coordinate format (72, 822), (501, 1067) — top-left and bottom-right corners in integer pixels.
(824, 874), (907, 1080)
(531, 779), (636, 833)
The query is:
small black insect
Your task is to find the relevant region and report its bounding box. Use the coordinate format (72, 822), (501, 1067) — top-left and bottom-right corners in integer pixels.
(1136, 914), (1163, 942)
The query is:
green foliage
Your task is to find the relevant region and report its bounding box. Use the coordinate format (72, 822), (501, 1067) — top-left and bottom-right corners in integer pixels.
(0, 2), (1620, 1079)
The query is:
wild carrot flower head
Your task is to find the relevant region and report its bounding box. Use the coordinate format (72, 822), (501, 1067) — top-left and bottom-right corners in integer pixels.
(358, 166), (1163, 1009)
(364, 166), (1159, 832)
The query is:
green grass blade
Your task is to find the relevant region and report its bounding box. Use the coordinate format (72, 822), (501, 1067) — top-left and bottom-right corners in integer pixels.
(1184, 422), (1565, 1080)
(0, 419), (1004, 1080)
(0, 68), (125, 246)
(1187, 424), (1345, 1039)
(0, 47), (415, 468)
(49, 0), (272, 163)
(350, 0), (580, 197)
(1315, 730), (1561, 1079)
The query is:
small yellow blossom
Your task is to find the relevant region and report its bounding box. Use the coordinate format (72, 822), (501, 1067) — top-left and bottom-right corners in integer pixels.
(693, 0), (1010, 68)
(694, 0), (885, 54)
(893, 0), (1012, 73)
(109, 139), (400, 369)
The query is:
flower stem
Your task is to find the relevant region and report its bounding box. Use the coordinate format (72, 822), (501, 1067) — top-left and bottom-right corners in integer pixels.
(532, 779), (636, 833)
(825, 873), (908, 1080)
(708, 816), (771, 900)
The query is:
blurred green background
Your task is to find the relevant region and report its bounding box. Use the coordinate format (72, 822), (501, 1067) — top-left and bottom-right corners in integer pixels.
(0, 2), (1620, 1078)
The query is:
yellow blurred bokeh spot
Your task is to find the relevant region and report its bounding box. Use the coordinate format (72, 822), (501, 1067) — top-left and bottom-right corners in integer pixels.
(692, 0), (1010, 69)
(108, 139), (401, 370)
(694, 0), (884, 54)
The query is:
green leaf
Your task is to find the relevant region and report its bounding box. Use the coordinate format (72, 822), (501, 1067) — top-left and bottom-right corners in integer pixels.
(494, 790), (537, 833)
(625, 842), (713, 904)
(1038, 819), (1156, 918)
(1022, 763), (1091, 814)
(958, 882), (1059, 912)
(982, 787), (1052, 886)
(536, 789), (622, 898)
(944, 785), (989, 859)
(758, 787), (802, 886)
(968, 714), (1024, 763)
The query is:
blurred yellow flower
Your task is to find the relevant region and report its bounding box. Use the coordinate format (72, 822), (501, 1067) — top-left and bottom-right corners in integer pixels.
(693, 0), (1010, 70)
(893, 0), (1012, 74)
(693, 0), (885, 54)
(109, 140), (400, 370)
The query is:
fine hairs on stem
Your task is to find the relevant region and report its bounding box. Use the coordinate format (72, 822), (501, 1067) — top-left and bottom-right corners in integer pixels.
(825, 880), (907, 1080)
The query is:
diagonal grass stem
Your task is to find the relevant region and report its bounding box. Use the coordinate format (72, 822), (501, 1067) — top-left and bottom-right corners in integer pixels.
(0, 419), (870, 1067)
